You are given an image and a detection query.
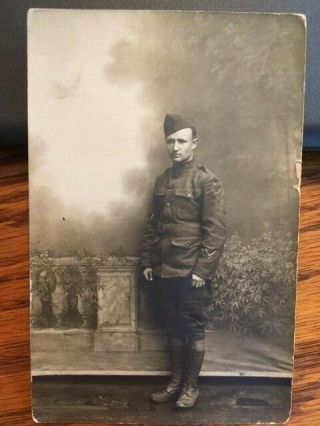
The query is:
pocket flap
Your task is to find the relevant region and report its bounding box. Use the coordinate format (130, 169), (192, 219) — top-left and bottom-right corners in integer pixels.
(171, 237), (200, 248)
(175, 187), (201, 198)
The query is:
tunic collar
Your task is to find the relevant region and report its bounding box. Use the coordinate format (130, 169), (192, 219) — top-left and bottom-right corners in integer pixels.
(171, 159), (195, 177)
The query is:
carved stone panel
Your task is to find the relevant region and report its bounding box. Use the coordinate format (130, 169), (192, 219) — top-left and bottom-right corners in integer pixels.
(97, 265), (137, 331)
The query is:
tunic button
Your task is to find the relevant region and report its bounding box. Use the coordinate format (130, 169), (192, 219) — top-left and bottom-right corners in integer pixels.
(166, 202), (170, 207)
(187, 193), (192, 197)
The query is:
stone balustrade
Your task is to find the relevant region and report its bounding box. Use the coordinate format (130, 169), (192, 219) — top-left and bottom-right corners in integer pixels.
(30, 255), (141, 331)
(31, 255), (171, 374)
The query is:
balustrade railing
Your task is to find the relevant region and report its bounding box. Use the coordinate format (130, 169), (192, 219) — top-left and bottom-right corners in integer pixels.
(30, 253), (140, 331)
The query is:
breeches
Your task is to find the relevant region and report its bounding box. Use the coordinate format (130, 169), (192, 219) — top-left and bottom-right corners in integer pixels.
(153, 275), (212, 340)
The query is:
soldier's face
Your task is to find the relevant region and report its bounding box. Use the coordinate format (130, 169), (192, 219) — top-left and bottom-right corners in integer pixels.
(165, 128), (197, 163)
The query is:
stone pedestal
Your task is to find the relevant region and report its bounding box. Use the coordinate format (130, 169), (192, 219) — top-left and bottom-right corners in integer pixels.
(97, 261), (138, 332)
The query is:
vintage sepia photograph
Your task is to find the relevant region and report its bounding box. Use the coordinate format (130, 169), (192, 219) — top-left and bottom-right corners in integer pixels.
(28, 9), (305, 424)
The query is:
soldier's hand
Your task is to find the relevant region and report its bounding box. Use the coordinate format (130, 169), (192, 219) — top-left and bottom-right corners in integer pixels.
(192, 274), (206, 288)
(143, 268), (153, 281)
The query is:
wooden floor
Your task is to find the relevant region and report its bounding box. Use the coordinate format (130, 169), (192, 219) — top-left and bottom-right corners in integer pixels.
(32, 376), (291, 424)
(1, 147), (320, 425)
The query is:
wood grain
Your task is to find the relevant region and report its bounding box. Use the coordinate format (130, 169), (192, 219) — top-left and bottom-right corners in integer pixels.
(0, 147), (319, 426)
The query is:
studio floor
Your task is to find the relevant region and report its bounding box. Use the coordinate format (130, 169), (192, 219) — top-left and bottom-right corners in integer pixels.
(32, 375), (292, 424)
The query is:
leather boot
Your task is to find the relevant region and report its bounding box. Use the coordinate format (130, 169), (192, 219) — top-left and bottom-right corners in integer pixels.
(175, 383), (200, 409)
(175, 338), (205, 409)
(150, 376), (182, 403)
(150, 337), (185, 403)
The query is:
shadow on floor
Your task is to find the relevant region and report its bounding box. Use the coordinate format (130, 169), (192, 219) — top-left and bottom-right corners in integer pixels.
(32, 375), (292, 424)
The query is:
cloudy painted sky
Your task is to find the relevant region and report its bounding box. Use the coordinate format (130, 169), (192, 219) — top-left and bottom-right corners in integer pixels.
(29, 10), (155, 215)
(28, 10), (305, 254)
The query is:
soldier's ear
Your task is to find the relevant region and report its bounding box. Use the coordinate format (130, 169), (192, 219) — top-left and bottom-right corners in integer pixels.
(192, 138), (198, 149)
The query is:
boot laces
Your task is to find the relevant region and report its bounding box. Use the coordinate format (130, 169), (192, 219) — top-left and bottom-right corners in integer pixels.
(182, 383), (198, 395)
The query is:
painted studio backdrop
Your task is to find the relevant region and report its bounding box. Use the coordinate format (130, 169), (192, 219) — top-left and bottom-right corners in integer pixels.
(28, 10), (305, 377)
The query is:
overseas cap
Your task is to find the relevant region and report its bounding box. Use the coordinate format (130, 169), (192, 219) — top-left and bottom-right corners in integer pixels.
(164, 113), (195, 138)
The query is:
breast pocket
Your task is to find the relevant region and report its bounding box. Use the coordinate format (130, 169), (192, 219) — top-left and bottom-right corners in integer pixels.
(174, 187), (201, 221)
(170, 236), (201, 268)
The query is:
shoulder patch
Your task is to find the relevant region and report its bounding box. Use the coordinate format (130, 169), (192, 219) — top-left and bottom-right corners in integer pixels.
(211, 178), (222, 191)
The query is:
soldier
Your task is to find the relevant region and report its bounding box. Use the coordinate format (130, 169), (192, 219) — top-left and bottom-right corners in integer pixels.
(141, 113), (226, 409)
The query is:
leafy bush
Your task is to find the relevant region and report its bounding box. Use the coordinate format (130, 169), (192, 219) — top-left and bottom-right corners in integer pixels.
(209, 231), (296, 336)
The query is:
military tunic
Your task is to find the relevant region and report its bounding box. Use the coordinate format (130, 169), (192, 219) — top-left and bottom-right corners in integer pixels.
(141, 159), (226, 280)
